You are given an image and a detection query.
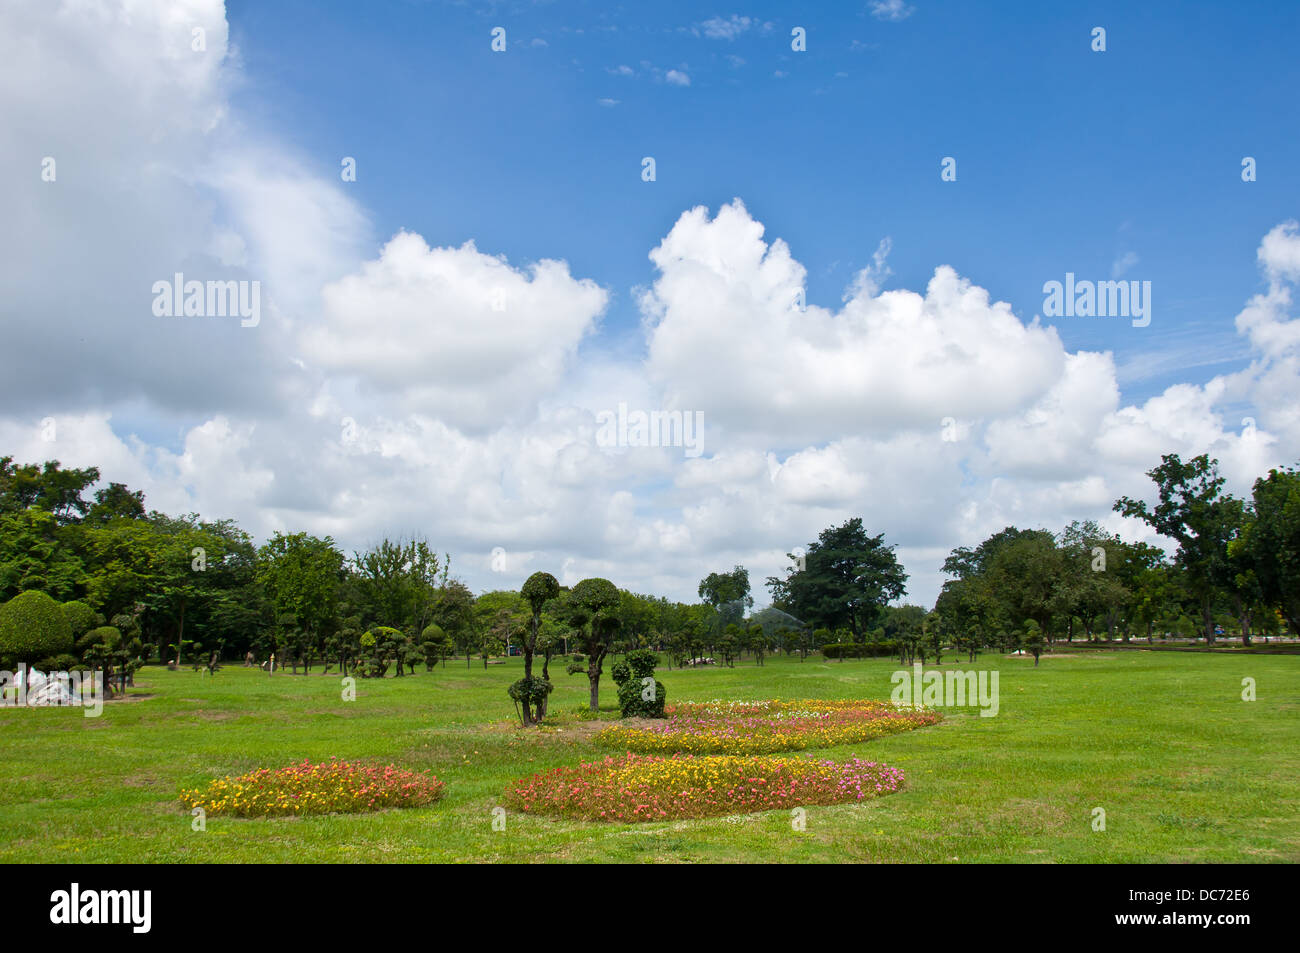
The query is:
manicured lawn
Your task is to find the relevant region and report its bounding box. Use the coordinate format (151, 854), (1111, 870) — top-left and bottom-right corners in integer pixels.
(1, 651), (1296, 863)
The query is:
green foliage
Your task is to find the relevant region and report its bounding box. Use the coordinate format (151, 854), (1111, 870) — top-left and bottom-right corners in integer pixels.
(79, 625), (122, 653)
(61, 600), (104, 640)
(616, 648), (665, 717)
(1114, 454), (1243, 642)
(36, 653), (80, 672)
(1236, 466), (1300, 634)
(766, 518), (908, 640)
(610, 659), (631, 685)
(617, 676), (666, 718)
(521, 572), (560, 613)
(0, 589), (73, 664)
(624, 648), (659, 679)
(507, 675), (554, 726)
(821, 641), (898, 659)
(0, 508), (86, 602)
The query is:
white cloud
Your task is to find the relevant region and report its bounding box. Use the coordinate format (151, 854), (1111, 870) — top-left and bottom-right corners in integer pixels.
(301, 231), (608, 431)
(665, 69), (691, 87)
(870, 0), (915, 22)
(700, 15), (752, 40)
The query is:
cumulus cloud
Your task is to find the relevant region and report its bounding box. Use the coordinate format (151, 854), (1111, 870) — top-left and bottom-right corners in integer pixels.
(300, 232), (608, 431)
(0, 0), (368, 418)
(640, 200), (1065, 445)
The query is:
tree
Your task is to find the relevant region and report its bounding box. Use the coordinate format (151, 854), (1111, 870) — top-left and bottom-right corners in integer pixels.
(61, 601), (103, 642)
(430, 579), (476, 667)
(0, 457), (100, 524)
(352, 537), (440, 632)
(513, 571), (560, 725)
(698, 567), (752, 612)
(767, 518), (907, 641)
(982, 531), (1063, 642)
(420, 623), (452, 671)
(745, 623), (767, 665)
(570, 577), (620, 711)
(1234, 466), (1300, 636)
(1114, 454), (1243, 644)
(1022, 619), (1045, 666)
(86, 483), (146, 524)
(257, 532), (344, 675)
(0, 508), (86, 602)
(0, 590), (73, 666)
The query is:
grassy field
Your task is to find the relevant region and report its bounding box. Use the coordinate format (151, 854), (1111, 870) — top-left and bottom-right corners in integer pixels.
(1, 650), (1297, 863)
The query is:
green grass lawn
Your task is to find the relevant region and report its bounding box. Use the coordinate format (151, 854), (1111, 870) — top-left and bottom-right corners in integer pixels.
(1, 650), (1296, 863)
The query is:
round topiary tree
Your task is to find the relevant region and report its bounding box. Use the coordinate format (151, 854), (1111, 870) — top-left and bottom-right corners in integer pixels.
(61, 601), (104, 642)
(513, 571), (561, 724)
(0, 590), (74, 666)
(570, 577), (621, 712)
(421, 623), (450, 671)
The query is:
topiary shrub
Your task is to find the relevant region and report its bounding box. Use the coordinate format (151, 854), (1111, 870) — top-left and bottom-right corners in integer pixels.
(0, 590), (74, 665)
(625, 649), (659, 679)
(77, 624), (122, 657)
(61, 601), (104, 641)
(36, 653), (79, 673)
(610, 660), (631, 685)
(507, 675), (554, 726)
(616, 648), (666, 718)
(617, 675), (666, 718)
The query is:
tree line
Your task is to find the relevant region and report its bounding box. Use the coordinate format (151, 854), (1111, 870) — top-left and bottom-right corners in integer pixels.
(1, 451), (1295, 694)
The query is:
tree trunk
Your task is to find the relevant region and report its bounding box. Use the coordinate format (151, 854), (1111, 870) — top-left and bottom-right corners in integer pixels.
(174, 597), (187, 666)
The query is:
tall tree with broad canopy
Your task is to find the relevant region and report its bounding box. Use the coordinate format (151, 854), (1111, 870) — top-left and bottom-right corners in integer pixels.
(256, 532), (345, 674)
(766, 518), (907, 641)
(1114, 454), (1244, 644)
(1233, 465), (1300, 636)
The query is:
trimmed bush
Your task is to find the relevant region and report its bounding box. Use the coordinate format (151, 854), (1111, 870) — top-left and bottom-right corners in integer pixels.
(616, 648), (666, 717)
(77, 625), (122, 656)
(61, 601), (104, 641)
(0, 590), (74, 664)
(626, 649), (659, 679)
(36, 653), (80, 672)
(617, 676), (666, 718)
(508, 675), (554, 714)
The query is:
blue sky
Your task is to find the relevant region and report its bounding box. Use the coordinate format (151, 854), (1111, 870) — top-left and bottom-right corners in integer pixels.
(228, 0), (1298, 404)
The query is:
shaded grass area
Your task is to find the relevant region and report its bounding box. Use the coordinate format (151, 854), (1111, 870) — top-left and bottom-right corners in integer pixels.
(0, 651), (1296, 863)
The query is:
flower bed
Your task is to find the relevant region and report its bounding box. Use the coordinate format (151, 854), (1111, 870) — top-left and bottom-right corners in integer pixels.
(508, 752), (905, 822)
(594, 698), (940, 755)
(179, 758), (445, 818)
